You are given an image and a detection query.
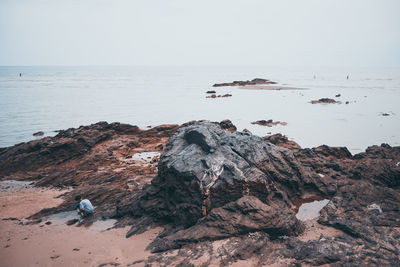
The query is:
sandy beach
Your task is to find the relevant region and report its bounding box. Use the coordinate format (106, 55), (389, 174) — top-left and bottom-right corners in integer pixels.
(0, 181), (160, 267)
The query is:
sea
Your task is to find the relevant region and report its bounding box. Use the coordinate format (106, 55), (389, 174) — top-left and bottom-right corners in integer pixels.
(1, 66), (399, 153)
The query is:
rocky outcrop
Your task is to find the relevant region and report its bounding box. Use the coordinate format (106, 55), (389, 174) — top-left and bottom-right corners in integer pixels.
(251, 119), (287, 127)
(32, 131), (44, 136)
(121, 122), (345, 251)
(140, 123), (313, 226)
(0, 122), (139, 176)
(213, 78), (276, 87)
(206, 93), (232, 98)
(117, 121), (400, 265)
(311, 98), (339, 104)
(263, 133), (301, 151)
(0, 121), (181, 221)
(2, 120), (400, 266)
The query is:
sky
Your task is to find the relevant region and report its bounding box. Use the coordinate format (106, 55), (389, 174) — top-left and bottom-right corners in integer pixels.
(0, 0), (399, 67)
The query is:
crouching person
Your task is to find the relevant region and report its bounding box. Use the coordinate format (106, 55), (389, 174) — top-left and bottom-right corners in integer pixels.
(75, 195), (94, 218)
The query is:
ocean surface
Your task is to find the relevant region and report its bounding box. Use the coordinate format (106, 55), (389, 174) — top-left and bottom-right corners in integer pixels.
(1, 66), (399, 153)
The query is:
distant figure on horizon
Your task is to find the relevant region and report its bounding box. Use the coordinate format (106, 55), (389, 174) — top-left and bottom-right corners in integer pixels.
(313, 75), (316, 79)
(19, 73), (21, 77)
(347, 75), (349, 80)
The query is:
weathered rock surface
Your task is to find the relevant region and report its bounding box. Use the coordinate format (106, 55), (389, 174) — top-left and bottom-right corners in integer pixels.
(0, 121), (180, 221)
(213, 78), (276, 87)
(123, 121), (399, 265)
(263, 133), (301, 151)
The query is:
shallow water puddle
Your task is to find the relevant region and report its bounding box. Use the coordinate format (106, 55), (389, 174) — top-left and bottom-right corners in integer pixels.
(1, 180), (33, 186)
(132, 151), (160, 161)
(0, 180), (34, 191)
(90, 219), (117, 231)
(296, 199), (329, 221)
(46, 211), (80, 225)
(46, 211), (117, 231)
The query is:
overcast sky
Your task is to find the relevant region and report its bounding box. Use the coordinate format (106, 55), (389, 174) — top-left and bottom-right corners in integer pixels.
(1, 0), (399, 67)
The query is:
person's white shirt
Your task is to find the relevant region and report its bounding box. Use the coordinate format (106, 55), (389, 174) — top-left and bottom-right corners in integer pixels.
(79, 199), (94, 213)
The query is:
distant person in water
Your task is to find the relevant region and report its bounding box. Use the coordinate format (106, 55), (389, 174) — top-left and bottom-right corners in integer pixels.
(347, 75), (349, 79)
(75, 195), (94, 217)
(19, 73), (21, 77)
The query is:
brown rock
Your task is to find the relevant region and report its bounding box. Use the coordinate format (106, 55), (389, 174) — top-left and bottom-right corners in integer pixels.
(263, 133), (301, 150)
(33, 131), (44, 136)
(251, 120), (287, 127)
(213, 78), (276, 87)
(311, 98), (339, 104)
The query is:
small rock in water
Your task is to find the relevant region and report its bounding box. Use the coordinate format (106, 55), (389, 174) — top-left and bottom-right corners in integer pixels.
(33, 131), (44, 136)
(66, 219), (79, 225)
(335, 94), (341, 97)
(311, 98), (338, 104)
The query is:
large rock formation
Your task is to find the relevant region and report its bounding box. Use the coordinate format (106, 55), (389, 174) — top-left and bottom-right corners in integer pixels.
(118, 121), (400, 265)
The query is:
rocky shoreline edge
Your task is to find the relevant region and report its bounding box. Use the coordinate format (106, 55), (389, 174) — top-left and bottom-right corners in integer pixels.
(1, 120), (399, 266)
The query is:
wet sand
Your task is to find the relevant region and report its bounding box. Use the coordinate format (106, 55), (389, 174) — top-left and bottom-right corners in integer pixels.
(0, 182), (161, 267)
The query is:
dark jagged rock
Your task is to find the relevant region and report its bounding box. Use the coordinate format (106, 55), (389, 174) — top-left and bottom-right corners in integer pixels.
(213, 78), (276, 87)
(147, 122), (312, 225)
(319, 182), (400, 242)
(206, 90), (216, 94)
(0, 122), (139, 176)
(251, 119), (287, 127)
(263, 133), (301, 151)
(149, 196), (302, 252)
(205, 93), (232, 98)
(217, 119), (237, 133)
(311, 98), (339, 104)
(122, 121), (342, 251)
(117, 121), (400, 261)
(66, 219), (79, 225)
(33, 131), (44, 136)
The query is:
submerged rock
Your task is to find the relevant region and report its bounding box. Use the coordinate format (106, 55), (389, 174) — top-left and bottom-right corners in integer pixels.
(311, 98), (339, 104)
(33, 131), (44, 136)
(213, 78), (276, 87)
(251, 119), (287, 127)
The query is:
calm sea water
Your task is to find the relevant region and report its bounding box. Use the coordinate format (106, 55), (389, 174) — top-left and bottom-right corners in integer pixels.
(1, 66), (399, 153)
